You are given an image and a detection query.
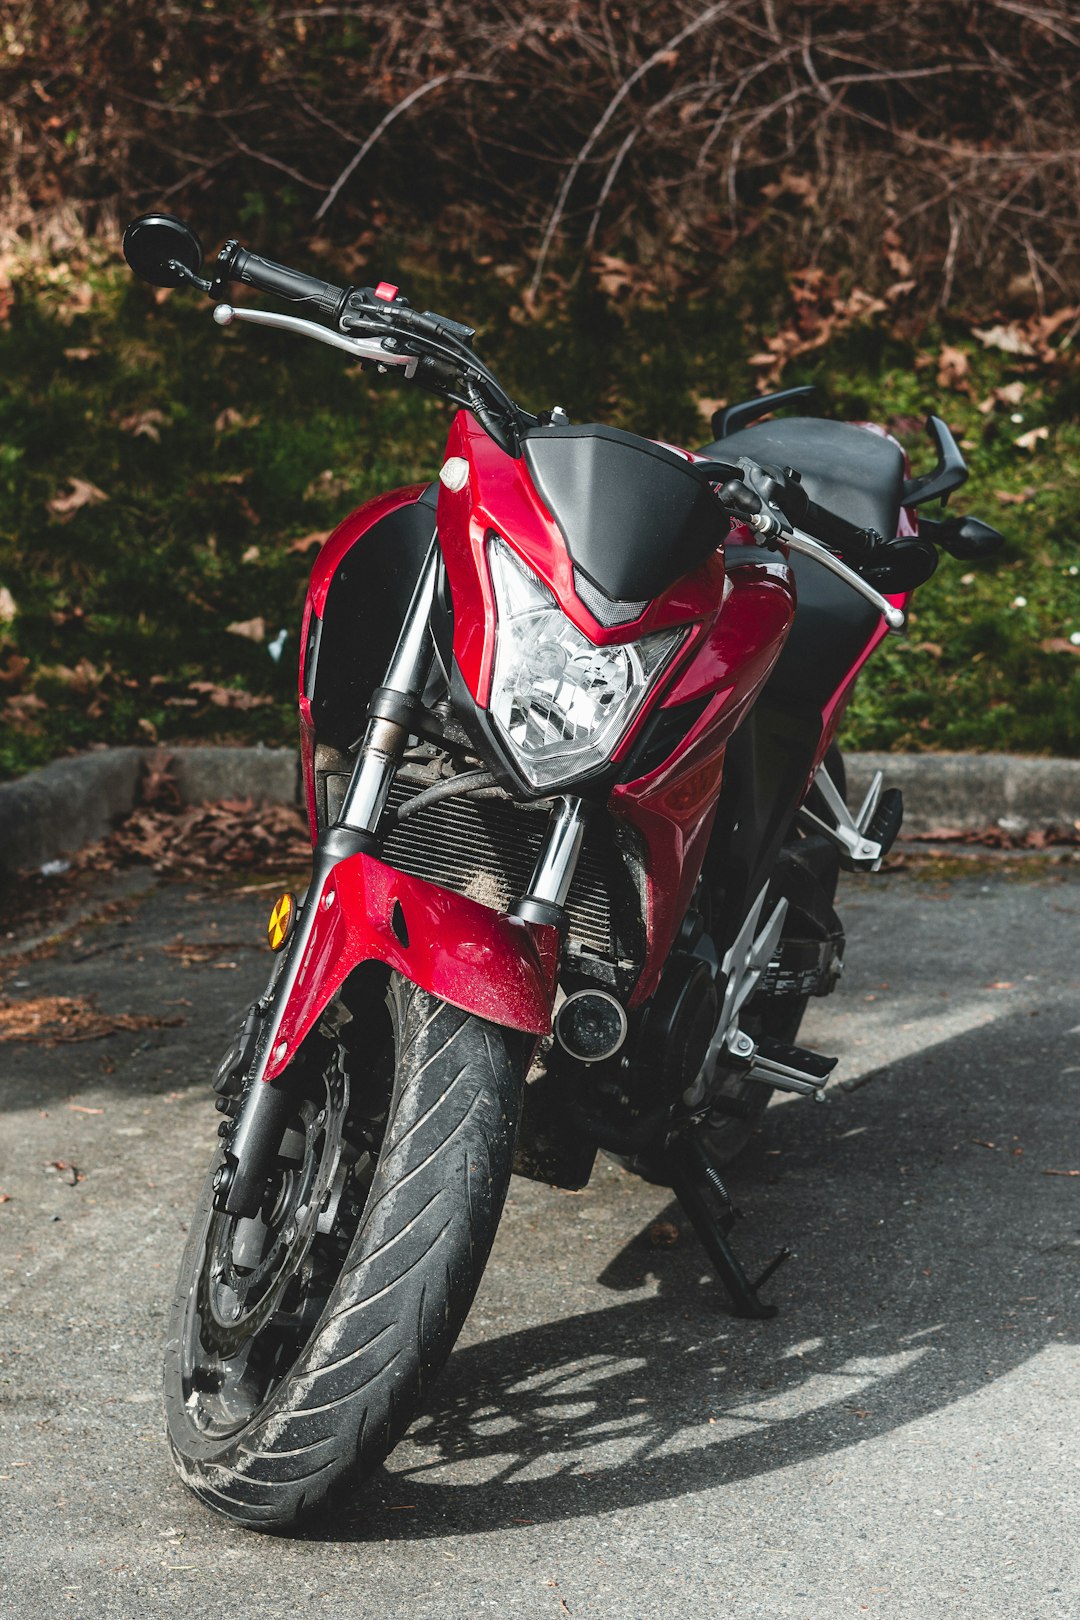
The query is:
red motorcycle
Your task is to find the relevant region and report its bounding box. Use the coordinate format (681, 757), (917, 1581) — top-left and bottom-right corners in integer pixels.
(123, 214), (1003, 1528)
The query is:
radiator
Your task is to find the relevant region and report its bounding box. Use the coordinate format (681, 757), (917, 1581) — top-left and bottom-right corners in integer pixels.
(378, 779), (617, 958)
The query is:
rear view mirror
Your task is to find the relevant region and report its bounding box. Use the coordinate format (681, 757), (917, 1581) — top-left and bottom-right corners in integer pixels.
(122, 213), (204, 287)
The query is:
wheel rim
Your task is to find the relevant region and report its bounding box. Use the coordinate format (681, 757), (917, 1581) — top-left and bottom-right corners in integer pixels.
(180, 1034), (388, 1439)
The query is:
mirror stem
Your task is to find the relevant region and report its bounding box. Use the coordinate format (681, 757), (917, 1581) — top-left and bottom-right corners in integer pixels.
(168, 258), (213, 294)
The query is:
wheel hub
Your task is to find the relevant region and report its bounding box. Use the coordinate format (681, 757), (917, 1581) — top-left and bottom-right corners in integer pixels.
(191, 1057), (348, 1402)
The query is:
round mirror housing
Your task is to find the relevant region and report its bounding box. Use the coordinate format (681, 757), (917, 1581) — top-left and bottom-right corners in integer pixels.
(123, 213), (204, 288)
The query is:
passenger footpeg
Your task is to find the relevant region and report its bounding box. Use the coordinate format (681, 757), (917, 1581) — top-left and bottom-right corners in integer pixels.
(798, 762), (903, 872)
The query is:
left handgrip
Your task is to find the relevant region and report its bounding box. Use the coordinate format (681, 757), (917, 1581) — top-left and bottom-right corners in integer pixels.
(216, 240), (347, 323)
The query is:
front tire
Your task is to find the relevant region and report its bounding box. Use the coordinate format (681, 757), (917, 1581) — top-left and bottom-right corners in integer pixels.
(163, 974), (524, 1529)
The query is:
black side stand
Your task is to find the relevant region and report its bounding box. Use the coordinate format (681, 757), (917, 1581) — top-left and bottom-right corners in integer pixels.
(668, 1134), (791, 1319)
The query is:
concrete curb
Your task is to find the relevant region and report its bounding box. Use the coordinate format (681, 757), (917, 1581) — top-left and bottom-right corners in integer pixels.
(0, 744), (1076, 877)
(845, 753), (1080, 838)
(0, 748), (145, 876)
(0, 746), (299, 878)
(165, 745), (300, 809)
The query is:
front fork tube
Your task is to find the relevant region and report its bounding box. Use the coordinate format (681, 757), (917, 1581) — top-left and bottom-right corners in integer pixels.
(338, 542), (440, 839)
(216, 828), (362, 1218)
(216, 541), (440, 1219)
(510, 796), (589, 934)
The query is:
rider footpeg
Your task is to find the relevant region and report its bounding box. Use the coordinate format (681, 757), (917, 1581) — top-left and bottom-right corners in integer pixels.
(748, 1034), (837, 1100)
(798, 763), (903, 872)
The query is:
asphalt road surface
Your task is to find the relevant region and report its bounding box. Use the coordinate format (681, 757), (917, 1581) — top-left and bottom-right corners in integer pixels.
(1, 855), (1078, 1619)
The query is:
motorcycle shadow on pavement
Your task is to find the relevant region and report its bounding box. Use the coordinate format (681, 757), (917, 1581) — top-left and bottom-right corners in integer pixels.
(312, 998), (1077, 1541)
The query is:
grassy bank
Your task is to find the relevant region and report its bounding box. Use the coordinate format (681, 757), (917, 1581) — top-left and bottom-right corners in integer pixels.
(0, 250), (1077, 780)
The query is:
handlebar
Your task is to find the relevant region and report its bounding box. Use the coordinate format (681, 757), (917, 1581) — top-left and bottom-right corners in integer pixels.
(696, 452), (933, 615)
(698, 454), (880, 555)
(207, 234), (528, 455)
(214, 240), (347, 323)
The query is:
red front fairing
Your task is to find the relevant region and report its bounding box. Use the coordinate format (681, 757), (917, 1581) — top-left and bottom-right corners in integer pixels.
(294, 407), (900, 1031)
(611, 547), (796, 1001)
(427, 414), (807, 1002)
(434, 411), (720, 707)
(263, 855), (560, 1084)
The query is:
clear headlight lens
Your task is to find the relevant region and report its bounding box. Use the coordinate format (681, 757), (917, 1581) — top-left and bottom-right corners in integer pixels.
(486, 536), (684, 790)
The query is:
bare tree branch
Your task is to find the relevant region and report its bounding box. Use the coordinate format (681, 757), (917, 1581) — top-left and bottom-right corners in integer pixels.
(314, 75), (454, 223)
(226, 131), (328, 192)
(529, 1), (735, 296)
(3, 0), (1077, 304)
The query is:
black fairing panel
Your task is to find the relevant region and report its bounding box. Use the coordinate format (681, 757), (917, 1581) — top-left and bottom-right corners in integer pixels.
(708, 551), (884, 949)
(761, 548), (882, 708)
(699, 416), (904, 541)
(523, 424), (725, 602)
(306, 486), (436, 748)
(705, 693), (823, 955)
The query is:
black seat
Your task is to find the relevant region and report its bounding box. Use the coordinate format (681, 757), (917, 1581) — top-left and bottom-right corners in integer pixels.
(699, 416), (904, 541)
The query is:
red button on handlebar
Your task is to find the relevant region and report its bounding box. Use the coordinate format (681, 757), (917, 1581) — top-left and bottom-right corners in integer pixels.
(374, 281), (399, 303)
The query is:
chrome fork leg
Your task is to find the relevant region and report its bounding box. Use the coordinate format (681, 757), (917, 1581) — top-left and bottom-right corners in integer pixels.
(510, 796), (589, 932)
(338, 538), (440, 838)
(216, 538), (439, 1218)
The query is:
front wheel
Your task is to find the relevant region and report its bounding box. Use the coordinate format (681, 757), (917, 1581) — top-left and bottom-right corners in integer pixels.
(163, 974), (524, 1529)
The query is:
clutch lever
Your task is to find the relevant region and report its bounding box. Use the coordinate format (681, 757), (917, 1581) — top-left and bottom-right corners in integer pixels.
(706, 454), (906, 630)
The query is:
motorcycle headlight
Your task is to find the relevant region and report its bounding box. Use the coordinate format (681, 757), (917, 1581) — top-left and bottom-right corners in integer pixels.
(486, 536), (685, 790)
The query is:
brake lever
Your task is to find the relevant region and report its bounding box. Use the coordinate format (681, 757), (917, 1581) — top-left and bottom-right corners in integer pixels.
(212, 303), (419, 376)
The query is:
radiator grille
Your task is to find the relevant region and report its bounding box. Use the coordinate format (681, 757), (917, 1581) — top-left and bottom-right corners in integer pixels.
(379, 779), (616, 957)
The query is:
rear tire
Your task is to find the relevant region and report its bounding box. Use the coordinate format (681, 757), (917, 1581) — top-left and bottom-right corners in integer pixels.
(163, 974), (524, 1529)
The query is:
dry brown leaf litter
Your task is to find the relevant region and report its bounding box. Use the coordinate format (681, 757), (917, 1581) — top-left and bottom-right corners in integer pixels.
(0, 993), (183, 1045)
(73, 796), (311, 881)
(904, 824), (1080, 850)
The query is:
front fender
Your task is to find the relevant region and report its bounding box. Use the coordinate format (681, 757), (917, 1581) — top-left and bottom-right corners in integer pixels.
(262, 854), (560, 1083)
